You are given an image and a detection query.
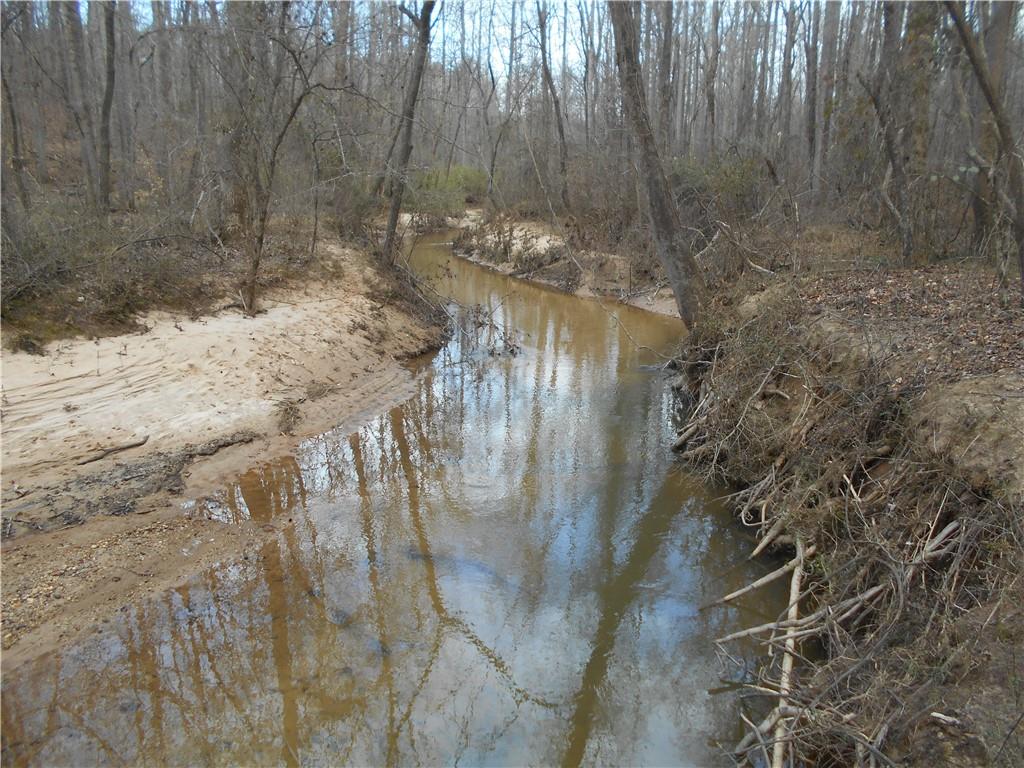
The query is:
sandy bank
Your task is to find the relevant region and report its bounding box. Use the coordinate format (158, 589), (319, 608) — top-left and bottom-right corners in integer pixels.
(451, 213), (682, 318)
(1, 238), (445, 664)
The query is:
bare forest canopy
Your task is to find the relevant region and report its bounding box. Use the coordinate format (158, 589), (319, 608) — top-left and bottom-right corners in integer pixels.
(2, 0), (1023, 322)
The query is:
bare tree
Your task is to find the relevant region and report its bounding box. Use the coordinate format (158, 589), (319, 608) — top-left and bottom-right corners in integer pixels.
(1, 4), (31, 211)
(98, 1), (116, 211)
(381, 1), (436, 263)
(219, 2), (322, 313)
(860, 2), (914, 264)
(536, 1), (570, 213)
(778, 2), (800, 169)
(947, 0), (1024, 302)
(59, 1), (101, 208)
(609, 1), (705, 330)
(655, 0), (673, 154)
(704, 1), (721, 159)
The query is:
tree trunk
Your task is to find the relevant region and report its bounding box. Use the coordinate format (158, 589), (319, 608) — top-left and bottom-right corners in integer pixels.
(382, 1), (436, 263)
(778, 2), (798, 168)
(705, 1), (721, 159)
(861, 2), (914, 264)
(903, 1), (939, 181)
(538, 2), (570, 213)
(609, 1), (705, 330)
(965, 0), (1014, 248)
(1, 65), (32, 211)
(947, 0), (1024, 303)
(804, 2), (820, 185)
(98, 1), (116, 211)
(814, 0), (840, 197)
(60, 1), (101, 208)
(656, 0), (673, 154)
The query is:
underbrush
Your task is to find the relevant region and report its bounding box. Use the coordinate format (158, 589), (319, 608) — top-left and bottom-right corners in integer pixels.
(675, 289), (1023, 766)
(2, 201), (343, 348)
(406, 164), (488, 219)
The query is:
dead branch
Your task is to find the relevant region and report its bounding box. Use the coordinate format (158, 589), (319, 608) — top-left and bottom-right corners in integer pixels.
(77, 435), (150, 465)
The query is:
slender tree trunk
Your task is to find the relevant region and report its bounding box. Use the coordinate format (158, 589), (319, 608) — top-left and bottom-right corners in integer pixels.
(506, 1), (517, 117)
(382, 1), (436, 263)
(804, 2), (820, 186)
(965, 0), (1014, 248)
(861, 2), (913, 264)
(904, 1), (939, 181)
(98, 1), (116, 211)
(538, 2), (570, 212)
(656, 0), (673, 155)
(21, 5), (47, 183)
(705, 1), (721, 158)
(1, 67), (32, 211)
(609, 1), (705, 330)
(779, 2), (798, 168)
(814, 0), (840, 197)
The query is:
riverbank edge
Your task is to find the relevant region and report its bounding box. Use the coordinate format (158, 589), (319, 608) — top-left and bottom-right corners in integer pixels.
(1, 238), (450, 667)
(445, 215), (682, 318)
(671, 286), (1023, 766)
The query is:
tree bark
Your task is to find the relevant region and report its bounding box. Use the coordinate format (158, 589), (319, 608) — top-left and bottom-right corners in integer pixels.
(609, 1), (705, 330)
(814, 0), (841, 196)
(965, 0), (1015, 248)
(382, 1), (436, 264)
(903, 1), (939, 182)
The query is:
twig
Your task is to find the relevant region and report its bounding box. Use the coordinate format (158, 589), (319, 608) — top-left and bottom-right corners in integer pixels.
(77, 435), (150, 465)
(706, 545), (816, 610)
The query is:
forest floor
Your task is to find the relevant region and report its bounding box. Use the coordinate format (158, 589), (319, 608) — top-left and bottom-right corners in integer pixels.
(454, 211), (1024, 766)
(0, 236), (446, 666)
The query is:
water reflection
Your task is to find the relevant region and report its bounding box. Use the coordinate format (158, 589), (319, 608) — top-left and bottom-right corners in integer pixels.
(2, 234), (786, 767)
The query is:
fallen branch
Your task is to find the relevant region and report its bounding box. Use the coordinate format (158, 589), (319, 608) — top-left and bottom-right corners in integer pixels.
(750, 516), (788, 559)
(773, 537), (806, 768)
(706, 544), (816, 609)
(77, 435), (150, 465)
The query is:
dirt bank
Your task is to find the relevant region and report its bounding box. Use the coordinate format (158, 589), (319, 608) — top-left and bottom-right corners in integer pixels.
(451, 212), (681, 317)
(1, 238), (446, 665)
(673, 262), (1023, 766)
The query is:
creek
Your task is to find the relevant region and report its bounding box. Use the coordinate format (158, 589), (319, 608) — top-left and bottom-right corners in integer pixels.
(1, 232), (786, 767)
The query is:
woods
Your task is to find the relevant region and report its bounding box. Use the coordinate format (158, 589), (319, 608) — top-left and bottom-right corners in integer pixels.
(2, 3), (1023, 768)
(2, 0), (1024, 327)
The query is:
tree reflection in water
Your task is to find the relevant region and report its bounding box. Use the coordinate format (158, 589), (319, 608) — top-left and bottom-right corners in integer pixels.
(1, 234), (787, 767)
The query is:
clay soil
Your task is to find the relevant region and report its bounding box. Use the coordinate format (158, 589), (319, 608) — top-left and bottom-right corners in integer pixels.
(1, 237), (446, 667)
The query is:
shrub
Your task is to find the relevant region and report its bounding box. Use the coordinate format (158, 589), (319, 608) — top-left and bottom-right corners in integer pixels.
(406, 164), (489, 216)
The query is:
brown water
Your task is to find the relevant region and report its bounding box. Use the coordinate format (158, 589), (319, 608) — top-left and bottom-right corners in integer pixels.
(1, 234), (785, 767)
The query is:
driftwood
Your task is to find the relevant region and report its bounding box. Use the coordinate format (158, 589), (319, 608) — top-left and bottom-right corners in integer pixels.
(705, 544), (816, 609)
(77, 435), (150, 465)
(773, 537), (806, 768)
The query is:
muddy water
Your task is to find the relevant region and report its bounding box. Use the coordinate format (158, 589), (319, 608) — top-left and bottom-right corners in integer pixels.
(1, 234), (786, 767)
